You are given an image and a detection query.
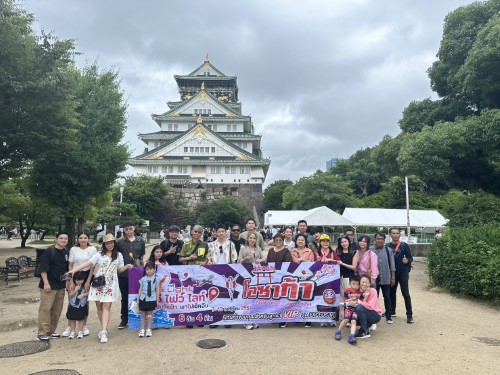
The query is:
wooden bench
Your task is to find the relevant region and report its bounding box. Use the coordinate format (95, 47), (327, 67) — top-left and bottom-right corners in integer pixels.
(5, 256), (36, 282)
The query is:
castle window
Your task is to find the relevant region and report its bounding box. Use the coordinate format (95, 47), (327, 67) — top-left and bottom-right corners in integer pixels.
(227, 125), (231, 132)
(168, 124), (172, 131)
(173, 124), (178, 131)
(205, 147), (210, 153)
(190, 147), (194, 152)
(194, 109), (198, 114)
(208, 109), (211, 115)
(184, 147), (188, 153)
(232, 125), (236, 132)
(211, 147), (215, 153)
(195, 147), (199, 153)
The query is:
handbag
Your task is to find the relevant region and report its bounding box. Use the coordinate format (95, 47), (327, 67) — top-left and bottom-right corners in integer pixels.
(91, 275), (105, 287)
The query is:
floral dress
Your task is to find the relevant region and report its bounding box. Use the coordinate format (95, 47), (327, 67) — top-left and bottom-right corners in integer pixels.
(88, 252), (124, 303)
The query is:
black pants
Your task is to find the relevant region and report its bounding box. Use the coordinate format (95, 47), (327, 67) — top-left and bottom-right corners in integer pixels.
(390, 270), (413, 317)
(118, 277), (129, 323)
(375, 280), (392, 320)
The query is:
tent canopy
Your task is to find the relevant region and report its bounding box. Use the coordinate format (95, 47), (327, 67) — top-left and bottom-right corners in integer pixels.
(342, 208), (448, 228)
(265, 206), (354, 227)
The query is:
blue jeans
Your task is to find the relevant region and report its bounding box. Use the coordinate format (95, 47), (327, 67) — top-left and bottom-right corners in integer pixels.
(356, 304), (381, 333)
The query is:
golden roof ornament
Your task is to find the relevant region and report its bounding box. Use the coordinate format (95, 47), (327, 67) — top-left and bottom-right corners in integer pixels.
(201, 82), (205, 90)
(197, 115), (203, 124)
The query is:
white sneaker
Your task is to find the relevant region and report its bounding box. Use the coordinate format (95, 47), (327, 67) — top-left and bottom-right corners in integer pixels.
(145, 329), (152, 337)
(61, 326), (71, 337)
(100, 330), (108, 343)
(138, 329), (145, 337)
(245, 324), (254, 330)
(254, 324), (259, 329)
(68, 331), (75, 339)
(77, 331), (83, 339)
(320, 322), (327, 327)
(370, 324), (377, 331)
(82, 325), (90, 336)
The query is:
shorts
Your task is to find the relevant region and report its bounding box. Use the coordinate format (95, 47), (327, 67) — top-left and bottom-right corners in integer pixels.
(344, 307), (358, 322)
(139, 299), (157, 312)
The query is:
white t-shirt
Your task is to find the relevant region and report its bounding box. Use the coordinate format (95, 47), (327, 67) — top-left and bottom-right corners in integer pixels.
(69, 246), (97, 271)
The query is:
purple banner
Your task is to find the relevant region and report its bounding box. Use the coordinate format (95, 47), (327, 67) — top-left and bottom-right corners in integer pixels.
(128, 262), (340, 329)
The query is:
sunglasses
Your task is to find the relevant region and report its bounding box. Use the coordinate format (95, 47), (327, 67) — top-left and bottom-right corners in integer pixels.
(231, 228), (240, 232)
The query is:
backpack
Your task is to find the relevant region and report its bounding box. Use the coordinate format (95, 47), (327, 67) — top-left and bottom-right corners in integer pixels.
(34, 246), (56, 277)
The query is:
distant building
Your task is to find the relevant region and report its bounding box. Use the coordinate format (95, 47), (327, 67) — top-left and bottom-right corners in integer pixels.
(326, 158), (343, 171)
(128, 56), (270, 223)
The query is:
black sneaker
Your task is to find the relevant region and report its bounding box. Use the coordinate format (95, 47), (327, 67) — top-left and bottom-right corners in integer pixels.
(386, 318), (394, 324)
(186, 325), (194, 329)
(407, 316), (414, 324)
(279, 323), (287, 328)
(355, 329), (371, 339)
(37, 335), (51, 341)
(209, 325), (218, 329)
(117, 320), (127, 329)
(304, 322), (312, 328)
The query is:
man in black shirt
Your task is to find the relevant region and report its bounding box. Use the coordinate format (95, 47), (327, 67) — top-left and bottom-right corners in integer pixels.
(159, 225), (184, 265)
(37, 232), (69, 341)
(116, 220), (145, 329)
(229, 224), (246, 256)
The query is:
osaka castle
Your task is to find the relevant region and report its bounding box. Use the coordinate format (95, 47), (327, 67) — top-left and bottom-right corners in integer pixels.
(129, 56), (270, 191)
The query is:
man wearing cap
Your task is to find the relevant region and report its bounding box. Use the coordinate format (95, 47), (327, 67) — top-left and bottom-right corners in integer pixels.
(116, 220), (145, 329)
(36, 232), (69, 341)
(240, 218), (265, 251)
(159, 225), (184, 266)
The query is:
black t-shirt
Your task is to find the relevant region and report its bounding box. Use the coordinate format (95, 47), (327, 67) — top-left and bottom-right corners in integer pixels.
(230, 237), (246, 255)
(37, 246), (69, 290)
(159, 238), (184, 266)
(116, 236), (146, 278)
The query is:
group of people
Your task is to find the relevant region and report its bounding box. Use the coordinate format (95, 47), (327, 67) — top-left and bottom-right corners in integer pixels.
(36, 217), (414, 345)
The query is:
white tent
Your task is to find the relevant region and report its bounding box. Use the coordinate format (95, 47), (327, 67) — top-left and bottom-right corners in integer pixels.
(265, 206), (354, 227)
(341, 207), (448, 228)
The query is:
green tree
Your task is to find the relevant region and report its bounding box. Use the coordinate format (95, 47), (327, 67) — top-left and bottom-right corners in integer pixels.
(331, 148), (385, 197)
(428, 1), (500, 112)
(263, 180), (293, 210)
(118, 175), (170, 229)
(0, 0), (77, 180)
(198, 197), (252, 228)
(398, 110), (500, 194)
(282, 171), (355, 211)
(30, 63), (129, 245)
(0, 178), (58, 247)
(437, 190), (500, 227)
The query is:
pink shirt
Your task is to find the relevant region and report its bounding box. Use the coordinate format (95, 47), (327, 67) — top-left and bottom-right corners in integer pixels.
(291, 248), (316, 263)
(359, 288), (382, 316)
(357, 250), (379, 284)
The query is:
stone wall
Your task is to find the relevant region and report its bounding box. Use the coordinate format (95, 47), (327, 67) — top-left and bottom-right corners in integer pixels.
(164, 184), (264, 227)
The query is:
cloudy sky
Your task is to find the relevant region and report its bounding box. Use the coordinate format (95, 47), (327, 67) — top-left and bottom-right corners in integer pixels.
(23, 0), (474, 186)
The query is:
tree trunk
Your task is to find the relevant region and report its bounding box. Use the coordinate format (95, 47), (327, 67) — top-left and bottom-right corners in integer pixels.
(77, 217), (84, 235)
(64, 216), (76, 248)
(18, 219), (30, 248)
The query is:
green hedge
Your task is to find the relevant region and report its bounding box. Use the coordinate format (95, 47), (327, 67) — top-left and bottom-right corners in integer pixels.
(427, 225), (500, 305)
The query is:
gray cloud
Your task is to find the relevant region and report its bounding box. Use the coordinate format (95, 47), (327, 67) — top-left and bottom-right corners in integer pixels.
(24, 0), (475, 185)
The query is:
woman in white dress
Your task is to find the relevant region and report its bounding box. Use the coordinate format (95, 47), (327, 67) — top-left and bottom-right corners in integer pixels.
(61, 232), (97, 337)
(68, 233), (132, 343)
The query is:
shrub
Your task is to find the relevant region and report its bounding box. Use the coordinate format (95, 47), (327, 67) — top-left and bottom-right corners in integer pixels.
(427, 225), (500, 304)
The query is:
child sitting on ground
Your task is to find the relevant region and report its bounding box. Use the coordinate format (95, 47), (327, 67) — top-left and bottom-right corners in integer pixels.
(335, 275), (363, 344)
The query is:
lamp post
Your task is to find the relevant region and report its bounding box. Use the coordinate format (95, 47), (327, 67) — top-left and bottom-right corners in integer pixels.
(119, 185), (124, 204)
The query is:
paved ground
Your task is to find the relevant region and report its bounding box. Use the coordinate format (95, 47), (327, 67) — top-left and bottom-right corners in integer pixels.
(0, 239), (499, 374)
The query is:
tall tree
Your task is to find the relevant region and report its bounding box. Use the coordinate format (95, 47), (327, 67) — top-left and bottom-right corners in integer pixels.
(282, 171), (355, 211)
(30, 63), (129, 245)
(263, 180), (293, 210)
(0, 0), (77, 180)
(198, 197), (252, 228)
